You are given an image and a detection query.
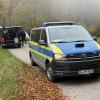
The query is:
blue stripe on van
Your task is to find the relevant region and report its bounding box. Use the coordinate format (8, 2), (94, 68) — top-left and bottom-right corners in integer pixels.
(29, 43), (53, 57)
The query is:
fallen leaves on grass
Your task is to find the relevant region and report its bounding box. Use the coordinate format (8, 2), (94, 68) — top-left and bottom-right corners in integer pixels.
(15, 65), (70, 100)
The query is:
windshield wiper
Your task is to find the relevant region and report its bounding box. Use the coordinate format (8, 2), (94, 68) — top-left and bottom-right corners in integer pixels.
(52, 41), (68, 43)
(51, 40), (90, 43)
(69, 40), (89, 42)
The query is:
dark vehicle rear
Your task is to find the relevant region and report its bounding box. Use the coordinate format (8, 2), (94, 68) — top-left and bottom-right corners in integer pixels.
(0, 26), (3, 47)
(1, 26), (23, 48)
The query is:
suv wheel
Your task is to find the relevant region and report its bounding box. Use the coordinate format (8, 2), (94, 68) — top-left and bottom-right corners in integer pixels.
(46, 63), (56, 82)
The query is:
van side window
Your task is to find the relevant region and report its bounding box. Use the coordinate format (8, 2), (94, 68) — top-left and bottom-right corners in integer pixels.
(41, 29), (47, 43)
(31, 30), (41, 43)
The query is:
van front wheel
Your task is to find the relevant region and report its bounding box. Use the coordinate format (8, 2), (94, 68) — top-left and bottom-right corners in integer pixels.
(46, 63), (56, 82)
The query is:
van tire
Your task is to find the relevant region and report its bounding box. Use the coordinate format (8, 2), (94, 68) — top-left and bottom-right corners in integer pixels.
(46, 63), (56, 82)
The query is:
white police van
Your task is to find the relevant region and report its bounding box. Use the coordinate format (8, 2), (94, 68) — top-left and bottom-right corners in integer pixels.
(29, 22), (100, 82)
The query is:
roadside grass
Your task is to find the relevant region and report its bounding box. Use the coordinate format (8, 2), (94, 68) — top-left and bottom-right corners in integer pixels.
(97, 38), (100, 44)
(0, 49), (66, 100)
(0, 49), (23, 100)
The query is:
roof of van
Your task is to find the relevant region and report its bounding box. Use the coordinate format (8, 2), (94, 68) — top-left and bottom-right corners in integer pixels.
(31, 25), (83, 31)
(42, 21), (75, 27)
(31, 21), (81, 30)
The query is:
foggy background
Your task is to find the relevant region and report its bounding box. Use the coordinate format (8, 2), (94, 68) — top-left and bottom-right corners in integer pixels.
(36, 0), (100, 24)
(0, 0), (100, 31)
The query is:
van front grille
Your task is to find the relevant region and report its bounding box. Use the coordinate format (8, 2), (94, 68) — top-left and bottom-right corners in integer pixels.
(65, 53), (100, 61)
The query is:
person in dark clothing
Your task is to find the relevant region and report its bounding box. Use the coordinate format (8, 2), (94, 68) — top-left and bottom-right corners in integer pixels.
(19, 29), (26, 46)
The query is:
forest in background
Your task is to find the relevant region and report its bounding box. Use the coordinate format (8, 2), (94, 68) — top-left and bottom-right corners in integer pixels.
(0, 0), (100, 36)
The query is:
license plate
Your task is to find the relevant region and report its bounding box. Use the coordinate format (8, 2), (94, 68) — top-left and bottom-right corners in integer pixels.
(78, 69), (94, 75)
(14, 38), (18, 43)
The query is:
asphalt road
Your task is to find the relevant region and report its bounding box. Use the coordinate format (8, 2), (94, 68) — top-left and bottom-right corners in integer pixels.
(9, 44), (100, 100)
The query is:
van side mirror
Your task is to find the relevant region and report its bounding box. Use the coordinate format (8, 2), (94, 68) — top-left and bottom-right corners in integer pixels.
(93, 37), (97, 41)
(39, 40), (47, 45)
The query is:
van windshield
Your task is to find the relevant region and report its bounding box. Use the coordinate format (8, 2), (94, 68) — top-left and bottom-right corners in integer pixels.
(48, 26), (93, 43)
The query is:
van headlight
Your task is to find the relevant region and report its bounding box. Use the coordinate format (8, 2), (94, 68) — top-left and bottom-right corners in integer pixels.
(54, 54), (66, 60)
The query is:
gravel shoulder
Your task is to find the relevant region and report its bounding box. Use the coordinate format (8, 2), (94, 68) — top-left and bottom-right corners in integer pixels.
(9, 45), (30, 65)
(9, 44), (100, 100)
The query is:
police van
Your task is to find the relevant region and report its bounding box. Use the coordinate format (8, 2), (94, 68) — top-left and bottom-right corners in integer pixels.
(29, 22), (100, 82)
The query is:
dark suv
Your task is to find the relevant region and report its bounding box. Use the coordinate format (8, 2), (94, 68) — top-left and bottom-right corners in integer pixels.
(1, 26), (23, 48)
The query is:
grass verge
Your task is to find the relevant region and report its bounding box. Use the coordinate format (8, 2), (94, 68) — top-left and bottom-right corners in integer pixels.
(0, 49), (23, 100)
(97, 38), (100, 44)
(0, 49), (67, 100)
